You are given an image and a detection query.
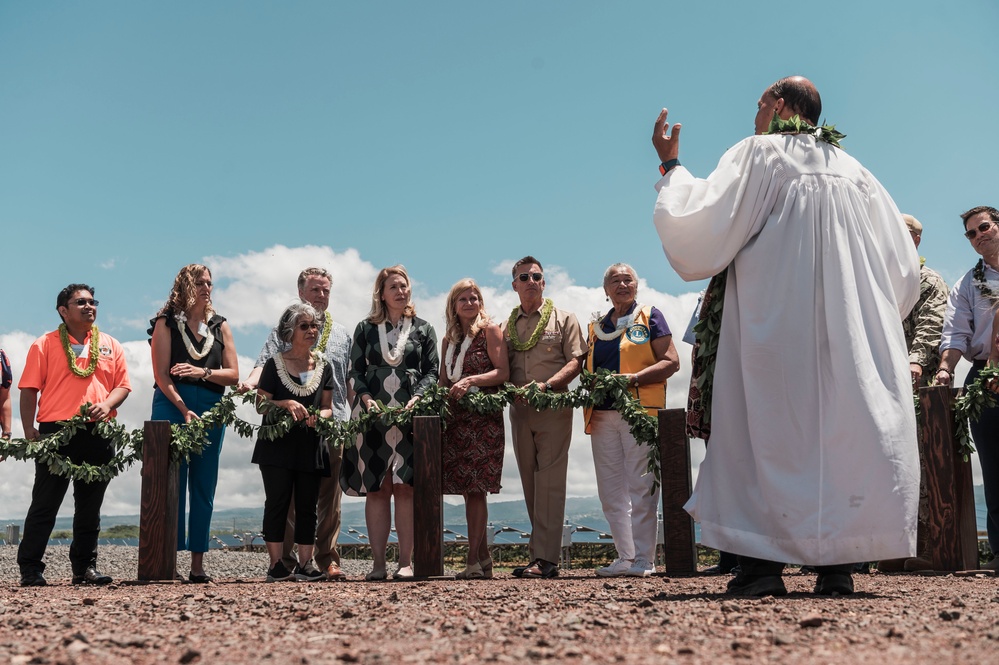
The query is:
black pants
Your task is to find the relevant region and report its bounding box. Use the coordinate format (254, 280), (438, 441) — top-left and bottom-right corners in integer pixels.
(259, 465), (321, 544)
(17, 422), (114, 576)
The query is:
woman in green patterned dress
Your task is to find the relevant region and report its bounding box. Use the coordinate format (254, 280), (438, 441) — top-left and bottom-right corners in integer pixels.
(341, 265), (439, 580)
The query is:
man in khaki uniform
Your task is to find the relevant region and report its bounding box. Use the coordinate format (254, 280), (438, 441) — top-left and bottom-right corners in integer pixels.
(503, 256), (586, 579)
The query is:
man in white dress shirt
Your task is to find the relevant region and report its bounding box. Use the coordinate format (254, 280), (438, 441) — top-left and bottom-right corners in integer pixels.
(651, 76), (921, 596)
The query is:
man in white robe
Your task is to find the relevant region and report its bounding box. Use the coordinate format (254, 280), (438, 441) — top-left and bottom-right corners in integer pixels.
(651, 76), (920, 596)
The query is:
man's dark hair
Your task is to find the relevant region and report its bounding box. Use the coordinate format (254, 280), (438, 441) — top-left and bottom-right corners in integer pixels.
(57, 283), (95, 320)
(511, 256), (543, 278)
(960, 206), (999, 226)
(769, 76), (822, 125)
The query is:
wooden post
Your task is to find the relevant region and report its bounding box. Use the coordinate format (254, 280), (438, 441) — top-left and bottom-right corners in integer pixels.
(138, 420), (179, 581)
(659, 409), (696, 573)
(413, 415), (443, 578)
(919, 386), (979, 571)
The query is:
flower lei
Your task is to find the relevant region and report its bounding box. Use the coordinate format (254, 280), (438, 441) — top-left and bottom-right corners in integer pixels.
(972, 259), (999, 304)
(590, 305), (639, 342)
(59, 324), (100, 378)
(378, 317), (414, 367)
(507, 298), (554, 351)
(174, 311), (215, 361)
(274, 352), (327, 397)
(444, 334), (474, 383)
(765, 113), (845, 148)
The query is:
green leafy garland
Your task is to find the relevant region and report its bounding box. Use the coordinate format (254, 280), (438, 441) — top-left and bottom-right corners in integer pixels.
(950, 364), (999, 461)
(972, 259), (999, 304)
(507, 299), (554, 351)
(690, 271), (727, 428)
(0, 370), (665, 489)
(59, 324), (101, 378)
(765, 113), (845, 148)
(316, 315), (332, 352)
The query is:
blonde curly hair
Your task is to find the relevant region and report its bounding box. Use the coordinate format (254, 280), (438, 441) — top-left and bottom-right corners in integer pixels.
(444, 278), (490, 344)
(158, 264), (215, 320)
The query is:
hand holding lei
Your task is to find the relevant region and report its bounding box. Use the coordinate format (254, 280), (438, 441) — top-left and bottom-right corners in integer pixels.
(59, 324), (100, 378)
(507, 299), (554, 351)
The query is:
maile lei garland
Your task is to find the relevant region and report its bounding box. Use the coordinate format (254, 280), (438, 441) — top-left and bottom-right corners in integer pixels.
(507, 298), (554, 351)
(765, 113), (845, 148)
(59, 324), (100, 378)
(972, 259), (999, 304)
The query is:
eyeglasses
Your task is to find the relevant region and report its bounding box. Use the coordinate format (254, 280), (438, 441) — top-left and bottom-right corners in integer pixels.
(298, 322), (320, 331)
(965, 221), (995, 240)
(73, 298), (99, 307)
(517, 272), (544, 283)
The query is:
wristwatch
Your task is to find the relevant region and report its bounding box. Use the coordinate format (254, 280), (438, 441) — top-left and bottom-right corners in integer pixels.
(202, 367), (213, 380)
(630, 375), (640, 387)
(659, 159), (681, 176)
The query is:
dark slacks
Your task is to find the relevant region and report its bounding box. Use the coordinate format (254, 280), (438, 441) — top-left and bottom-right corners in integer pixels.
(259, 464), (322, 544)
(967, 361), (999, 554)
(17, 422), (114, 576)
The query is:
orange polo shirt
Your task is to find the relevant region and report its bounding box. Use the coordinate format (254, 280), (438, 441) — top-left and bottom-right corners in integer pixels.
(19, 328), (132, 422)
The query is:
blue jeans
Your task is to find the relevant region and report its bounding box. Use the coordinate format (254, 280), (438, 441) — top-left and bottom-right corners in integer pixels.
(967, 361), (999, 555)
(151, 383), (225, 553)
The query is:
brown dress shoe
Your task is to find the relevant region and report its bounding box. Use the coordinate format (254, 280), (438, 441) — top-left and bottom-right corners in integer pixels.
(325, 562), (347, 580)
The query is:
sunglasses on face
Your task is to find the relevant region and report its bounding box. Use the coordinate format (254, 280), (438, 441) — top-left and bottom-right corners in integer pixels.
(73, 299), (99, 307)
(517, 272), (544, 283)
(965, 221), (995, 240)
(298, 322), (320, 331)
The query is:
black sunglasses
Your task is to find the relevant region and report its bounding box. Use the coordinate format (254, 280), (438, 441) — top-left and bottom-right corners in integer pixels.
(298, 322), (320, 331)
(72, 298), (99, 307)
(517, 272), (543, 282)
(965, 221), (995, 240)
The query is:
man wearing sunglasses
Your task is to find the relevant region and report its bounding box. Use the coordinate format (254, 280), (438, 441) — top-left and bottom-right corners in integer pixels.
(17, 283), (132, 586)
(936, 205), (999, 571)
(651, 76), (921, 597)
(238, 267), (352, 581)
(504, 256), (586, 579)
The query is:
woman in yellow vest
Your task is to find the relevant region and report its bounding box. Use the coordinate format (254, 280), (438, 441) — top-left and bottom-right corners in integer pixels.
(586, 263), (679, 577)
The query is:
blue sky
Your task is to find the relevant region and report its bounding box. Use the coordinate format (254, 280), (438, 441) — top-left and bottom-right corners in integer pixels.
(1, 1), (997, 518)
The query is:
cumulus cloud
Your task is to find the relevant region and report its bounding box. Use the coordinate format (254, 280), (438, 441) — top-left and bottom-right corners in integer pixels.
(0, 245), (725, 523)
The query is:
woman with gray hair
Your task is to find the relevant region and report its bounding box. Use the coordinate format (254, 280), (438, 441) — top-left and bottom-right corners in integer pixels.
(252, 302), (334, 582)
(584, 263), (679, 578)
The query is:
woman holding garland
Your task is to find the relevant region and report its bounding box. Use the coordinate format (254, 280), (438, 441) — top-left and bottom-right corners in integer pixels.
(342, 265), (439, 581)
(439, 279), (508, 579)
(253, 302), (334, 583)
(585, 263), (679, 578)
(150, 264), (239, 583)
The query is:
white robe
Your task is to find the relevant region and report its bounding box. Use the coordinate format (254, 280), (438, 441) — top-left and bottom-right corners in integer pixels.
(654, 134), (921, 565)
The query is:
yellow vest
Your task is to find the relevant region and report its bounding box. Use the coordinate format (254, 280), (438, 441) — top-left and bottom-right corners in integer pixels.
(584, 305), (666, 434)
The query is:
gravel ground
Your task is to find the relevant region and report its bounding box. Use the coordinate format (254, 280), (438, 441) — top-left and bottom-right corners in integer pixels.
(2, 546), (999, 664)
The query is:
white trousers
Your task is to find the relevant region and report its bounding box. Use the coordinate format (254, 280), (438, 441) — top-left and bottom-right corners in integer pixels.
(590, 409), (660, 562)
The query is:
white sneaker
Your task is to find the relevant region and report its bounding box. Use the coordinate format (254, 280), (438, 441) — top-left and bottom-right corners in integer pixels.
(596, 558), (633, 577)
(626, 558), (655, 577)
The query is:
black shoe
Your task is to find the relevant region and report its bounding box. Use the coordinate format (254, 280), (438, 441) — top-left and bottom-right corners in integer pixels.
(294, 563), (325, 582)
(20, 571), (47, 587)
(726, 572), (787, 597)
(188, 572), (213, 584)
(814, 572), (854, 596)
(72, 566), (112, 585)
(512, 566), (527, 578)
(266, 561), (294, 583)
(521, 559), (558, 579)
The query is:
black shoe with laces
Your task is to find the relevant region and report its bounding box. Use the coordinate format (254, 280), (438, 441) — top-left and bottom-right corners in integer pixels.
(72, 566), (112, 585)
(20, 571), (47, 587)
(294, 562), (325, 582)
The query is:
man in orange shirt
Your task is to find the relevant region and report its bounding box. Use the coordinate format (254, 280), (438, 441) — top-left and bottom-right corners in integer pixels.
(17, 283), (131, 587)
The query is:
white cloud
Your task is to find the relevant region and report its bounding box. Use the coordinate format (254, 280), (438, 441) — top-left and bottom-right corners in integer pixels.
(0, 246), (738, 524)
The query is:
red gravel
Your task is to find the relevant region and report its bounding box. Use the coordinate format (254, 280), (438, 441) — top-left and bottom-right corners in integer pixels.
(2, 567), (998, 664)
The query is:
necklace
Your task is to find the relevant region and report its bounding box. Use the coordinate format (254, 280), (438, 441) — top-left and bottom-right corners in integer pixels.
(175, 312), (214, 361)
(973, 259), (999, 304)
(274, 351), (326, 397)
(378, 317), (413, 367)
(764, 113), (845, 148)
(507, 298), (553, 351)
(315, 315), (332, 354)
(59, 324), (100, 378)
(445, 334), (474, 382)
(591, 305), (640, 342)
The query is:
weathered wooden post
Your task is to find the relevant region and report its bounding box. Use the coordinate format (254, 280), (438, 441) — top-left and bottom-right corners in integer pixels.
(138, 420), (179, 581)
(413, 415), (443, 578)
(659, 409), (696, 573)
(919, 386), (979, 571)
